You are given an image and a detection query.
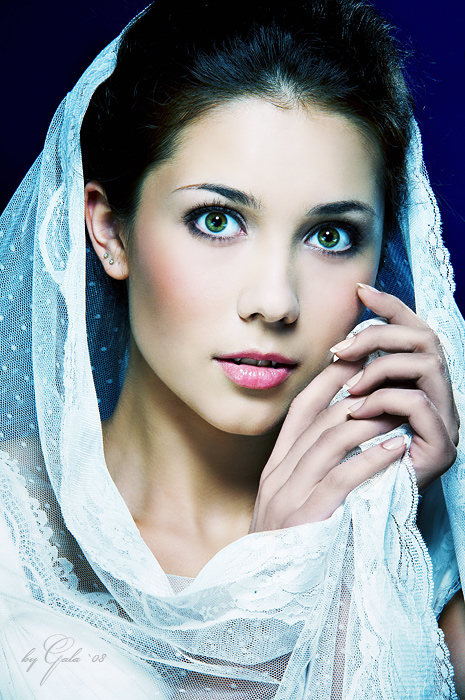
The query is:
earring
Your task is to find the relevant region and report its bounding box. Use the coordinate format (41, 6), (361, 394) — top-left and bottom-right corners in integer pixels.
(109, 259), (114, 265)
(103, 252), (109, 259)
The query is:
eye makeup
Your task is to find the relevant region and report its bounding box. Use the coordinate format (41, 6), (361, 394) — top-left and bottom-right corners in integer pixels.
(303, 218), (368, 258)
(181, 198), (375, 257)
(182, 200), (246, 243)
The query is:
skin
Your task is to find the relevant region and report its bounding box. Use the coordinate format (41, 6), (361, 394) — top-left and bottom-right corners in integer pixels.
(86, 99), (386, 568)
(85, 97), (462, 687)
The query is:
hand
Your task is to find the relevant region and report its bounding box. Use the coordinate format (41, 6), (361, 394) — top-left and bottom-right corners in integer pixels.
(250, 284), (458, 533)
(335, 284), (458, 491)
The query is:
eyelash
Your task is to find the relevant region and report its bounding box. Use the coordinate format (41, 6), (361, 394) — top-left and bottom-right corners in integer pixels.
(305, 221), (364, 258)
(183, 201), (365, 255)
(183, 200), (245, 243)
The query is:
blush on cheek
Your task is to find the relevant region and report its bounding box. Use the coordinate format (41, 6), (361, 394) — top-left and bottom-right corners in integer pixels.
(129, 240), (224, 334)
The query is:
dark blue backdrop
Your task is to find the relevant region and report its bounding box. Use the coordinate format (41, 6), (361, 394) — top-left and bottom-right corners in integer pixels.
(1, 1), (463, 312)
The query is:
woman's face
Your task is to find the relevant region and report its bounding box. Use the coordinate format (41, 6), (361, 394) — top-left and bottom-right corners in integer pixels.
(123, 99), (384, 434)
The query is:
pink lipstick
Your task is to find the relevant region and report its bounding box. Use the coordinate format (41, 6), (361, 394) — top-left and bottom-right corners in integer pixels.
(215, 351), (298, 390)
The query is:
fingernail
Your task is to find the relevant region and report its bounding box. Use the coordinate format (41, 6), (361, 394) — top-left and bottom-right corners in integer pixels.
(343, 370), (364, 391)
(330, 336), (356, 354)
(381, 435), (409, 451)
(347, 398), (366, 415)
(357, 283), (382, 293)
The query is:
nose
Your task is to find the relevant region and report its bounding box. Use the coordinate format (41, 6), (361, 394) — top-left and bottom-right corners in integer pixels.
(236, 245), (300, 325)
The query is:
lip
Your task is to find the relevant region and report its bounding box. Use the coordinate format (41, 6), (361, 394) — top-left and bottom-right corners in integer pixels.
(214, 350), (299, 390)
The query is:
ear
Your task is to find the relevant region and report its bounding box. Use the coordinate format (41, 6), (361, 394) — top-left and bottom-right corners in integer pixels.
(85, 181), (129, 280)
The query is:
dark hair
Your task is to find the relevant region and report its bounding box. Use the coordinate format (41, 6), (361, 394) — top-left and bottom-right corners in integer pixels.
(81, 0), (414, 236)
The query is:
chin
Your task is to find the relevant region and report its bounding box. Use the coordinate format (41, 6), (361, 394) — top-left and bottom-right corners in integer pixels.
(208, 410), (286, 437)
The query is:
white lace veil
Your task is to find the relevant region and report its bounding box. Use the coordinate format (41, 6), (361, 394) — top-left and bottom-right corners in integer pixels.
(0, 8), (464, 699)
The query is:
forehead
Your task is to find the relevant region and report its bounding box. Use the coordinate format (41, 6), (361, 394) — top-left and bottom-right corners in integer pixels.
(144, 98), (384, 213)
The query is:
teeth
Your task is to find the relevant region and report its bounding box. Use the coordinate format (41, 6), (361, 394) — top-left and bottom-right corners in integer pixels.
(231, 358), (279, 368)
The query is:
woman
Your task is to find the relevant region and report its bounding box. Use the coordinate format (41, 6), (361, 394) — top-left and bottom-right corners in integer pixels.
(0, 0), (463, 697)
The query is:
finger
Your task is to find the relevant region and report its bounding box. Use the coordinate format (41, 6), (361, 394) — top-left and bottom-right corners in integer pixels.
(281, 436), (408, 527)
(269, 393), (362, 475)
(348, 387), (447, 441)
(265, 358), (364, 471)
(264, 398), (401, 494)
(269, 385), (401, 477)
(348, 388), (457, 487)
(343, 353), (458, 442)
(331, 323), (441, 360)
(330, 285), (442, 358)
(285, 414), (403, 493)
(260, 416), (402, 518)
(254, 409), (404, 531)
(356, 283), (425, 328)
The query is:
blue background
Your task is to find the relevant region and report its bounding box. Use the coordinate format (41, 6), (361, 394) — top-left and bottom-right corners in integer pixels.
(1, 1), (463, 313)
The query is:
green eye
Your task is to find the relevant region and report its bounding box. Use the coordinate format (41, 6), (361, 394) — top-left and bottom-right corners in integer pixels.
(306, 225), (352, 253)
(317, 227), (341, 248)
(191, 209), (243, 238)
(205, 212), (228, 233)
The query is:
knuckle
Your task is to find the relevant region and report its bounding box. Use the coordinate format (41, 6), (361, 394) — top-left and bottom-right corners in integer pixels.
(314, 426), (338, 450)
(450, 425), (460, 447)
(411, 389), (430, 409)
(323, 467), (346, 492)
(372, 386), (393, 404)
(445, 441), (458, 468)
(312, 423), (360, 465)
(429, 328), (442, 347)
(425, 352), (445, 375)
(424, 327), (442, 352)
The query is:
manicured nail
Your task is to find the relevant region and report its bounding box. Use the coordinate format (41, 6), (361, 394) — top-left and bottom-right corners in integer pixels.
(330, 336), (356, 354)
(343, 370), (364, 391)
(347, 398), (366, 415)
(381, 435), (409, 451)
(357, 283), (382, 293)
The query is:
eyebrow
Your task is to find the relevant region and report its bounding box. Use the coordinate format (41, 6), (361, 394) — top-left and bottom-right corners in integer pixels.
(175, 184), (377, 218)
(308, 201), (377, 217)
(174, 183), (260, 209)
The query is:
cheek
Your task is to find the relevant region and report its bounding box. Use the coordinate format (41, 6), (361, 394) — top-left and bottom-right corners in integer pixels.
(322, 284), (362, 340)
(300, 256), (378, 349)
(127, 236), (226, 340)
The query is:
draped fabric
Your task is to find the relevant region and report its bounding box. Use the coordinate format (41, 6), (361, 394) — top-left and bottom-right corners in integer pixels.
(0, 16), (464, 699)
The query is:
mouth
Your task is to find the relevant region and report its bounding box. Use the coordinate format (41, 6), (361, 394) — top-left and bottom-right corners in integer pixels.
(214, 351), (299, 390)
(228, 358), (286, 368)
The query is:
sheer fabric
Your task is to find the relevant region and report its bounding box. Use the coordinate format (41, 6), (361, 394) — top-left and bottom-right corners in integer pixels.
(0, 16), (464, 699)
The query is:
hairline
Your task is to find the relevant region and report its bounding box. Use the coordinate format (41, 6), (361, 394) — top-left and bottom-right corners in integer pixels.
(122, 94), (387, 239)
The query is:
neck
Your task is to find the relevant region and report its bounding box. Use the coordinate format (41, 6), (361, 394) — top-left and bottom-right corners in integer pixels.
(102, 344), (279, 574)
